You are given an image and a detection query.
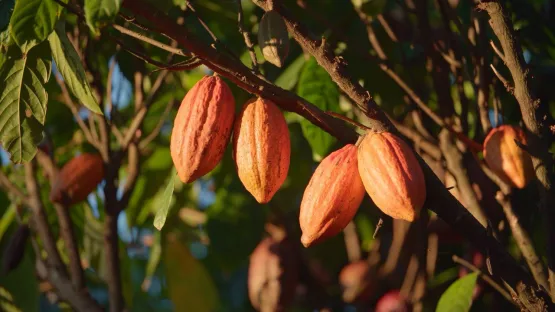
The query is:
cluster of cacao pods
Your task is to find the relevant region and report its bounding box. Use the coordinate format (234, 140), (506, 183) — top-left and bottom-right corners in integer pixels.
(49, 153), (104, 206)
(483, 125), (534, 189)
(170, 75), (290, 204)
(248, 236), (298, 312)
(300, 131), (426, 247)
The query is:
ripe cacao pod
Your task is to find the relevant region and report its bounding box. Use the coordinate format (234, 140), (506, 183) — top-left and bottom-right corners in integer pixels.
(339, 260), (375, 303)
(299, 144), (365, 247)
(483, 125), (534, 189)
(375, 290), (409, 312)
(2, 224), (30, 275)
(170, 75), (236, 183)
(258, 10), (290, 68)
(357, 132), (426, 222)
(248, 237), (298, 312)
(233, 97), (290, 203)
(50, 153), (104, 206)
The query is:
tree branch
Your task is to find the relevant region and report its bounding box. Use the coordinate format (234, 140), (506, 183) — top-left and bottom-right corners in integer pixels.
(236, 0), (260, 74)
(480, 0), (555, 299)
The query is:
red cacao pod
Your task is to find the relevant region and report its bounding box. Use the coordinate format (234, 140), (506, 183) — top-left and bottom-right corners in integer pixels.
(299, 144), (365, 247)
(357, 132), (426, 222)
(248, 237), (298, 312)
(233, 97), (290, 203)
(49, 153), (104, 206)
(483, 125), (534, 189)
(170, 75), (236, 183)
(375, 290), (409, 312)
(339, 260), (375, 303)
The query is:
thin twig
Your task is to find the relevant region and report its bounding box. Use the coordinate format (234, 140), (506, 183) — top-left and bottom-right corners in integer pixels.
(112, 24), (191, 58)
(139, 99), (175, 149)
(453, 255), (514, 303)
(236, 0), (260, 74)
(54, 73), (99, 149)
(490, 40), (506, 62)
(0, 170), (30, 206)
(490, 64), (513, 93)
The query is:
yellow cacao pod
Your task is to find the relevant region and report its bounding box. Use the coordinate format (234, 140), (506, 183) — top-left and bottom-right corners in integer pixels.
(357, 132), (426, 222)
(483, 125), (534, 189)
(248, 237), (298, 312)
(258, 10), (290, 68)
(49, 153), (104, 206)
(299, 144), (365, 247)
(170, 75), (236, 183)
(233, 97), (290, 203)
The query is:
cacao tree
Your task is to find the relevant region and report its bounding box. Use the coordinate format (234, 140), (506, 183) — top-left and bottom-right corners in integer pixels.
(0, 0), (554, 311)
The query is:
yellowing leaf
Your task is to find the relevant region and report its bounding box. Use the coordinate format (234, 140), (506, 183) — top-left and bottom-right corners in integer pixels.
(164, 233), (220, 312)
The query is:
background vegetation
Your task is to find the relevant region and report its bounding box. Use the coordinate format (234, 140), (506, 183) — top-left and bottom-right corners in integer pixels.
(1, 0), (555, 311)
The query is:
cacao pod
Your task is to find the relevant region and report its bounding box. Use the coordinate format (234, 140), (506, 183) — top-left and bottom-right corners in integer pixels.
(258, 10), (290, 68)
(233, 97), (290, 203)
(299, 144), (365, 247)
(50, 153), (104, 206)
(170, 75), (236, 183)
(339, 260), (375, 303)
(1, 224), (30, 275)
(248, 237), (298, 312)
(375, 290), (409, 312)
(483, 125), (534, 189)
(357, 132), (426, 222)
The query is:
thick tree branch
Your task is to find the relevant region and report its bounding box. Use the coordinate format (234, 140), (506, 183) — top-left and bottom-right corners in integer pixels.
(251, 0), (391, 131)
(120, 0), (552, 308)
(480, 0), (555, 299)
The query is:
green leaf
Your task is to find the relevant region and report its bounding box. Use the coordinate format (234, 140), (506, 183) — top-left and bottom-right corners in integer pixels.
(9, 0), (60, 53)
(436, 272), (478, 312)
(153, 168), (177, 231)
(1, 27), (12, 52)
(0, 41), (51, 163)
(0, 204), (16, 241)
(275, 54), (305, 91)
(0, 0), (15, 31)
(48, 21), (102, 114)
(164, 233), (220, 312)
(297, 57), (338, 161)
(84, 0), (122, 34)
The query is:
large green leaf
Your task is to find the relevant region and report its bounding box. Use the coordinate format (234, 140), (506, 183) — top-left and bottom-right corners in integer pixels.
(0, 0), (15, 31)
(48, 21), (102, 114)
(9, 0), (60, 53)
(84, 0), (122, 34)
(436, 272), (478, 312)
(164, 233), (220, 312)
(0, 41), (51, 163)
(153, 168), (177, 231)
(297, 57), (338, 161)
(274, 54), (305, 91)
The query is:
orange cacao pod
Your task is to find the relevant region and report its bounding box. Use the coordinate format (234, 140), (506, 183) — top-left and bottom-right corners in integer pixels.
(248, 237), (298, 312)
(357, 132), (426, 222)
(483, 125), (534, 189)
(339, 260), (375, 303)
(49, 153), (104, 206)
(170, 75), (236, 183)
(233, 97), (290, 203)
(299, 144), (365, 247)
